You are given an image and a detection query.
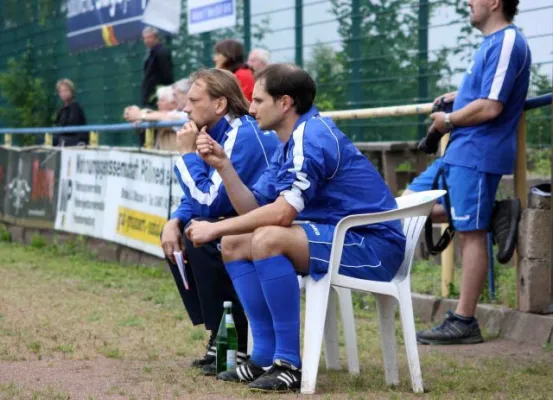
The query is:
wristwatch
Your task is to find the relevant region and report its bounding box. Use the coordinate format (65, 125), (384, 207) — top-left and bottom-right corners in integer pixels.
(444, 113), (454, 131)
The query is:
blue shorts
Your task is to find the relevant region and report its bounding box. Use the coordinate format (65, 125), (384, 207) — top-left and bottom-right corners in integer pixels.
(407, 159), (502, 231)
(300, 222), (405, 282)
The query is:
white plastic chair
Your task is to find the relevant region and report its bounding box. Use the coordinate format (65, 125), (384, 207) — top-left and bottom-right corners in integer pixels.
(301, 190), (446, 394)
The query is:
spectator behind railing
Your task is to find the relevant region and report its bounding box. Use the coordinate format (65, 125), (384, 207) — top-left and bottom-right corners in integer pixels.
(247, 48), (270, 73)
(124, 84), (189, 150)
(213, 39), (254, 101)
(54, 79), (88, 146)
(142, 26), (174, 108)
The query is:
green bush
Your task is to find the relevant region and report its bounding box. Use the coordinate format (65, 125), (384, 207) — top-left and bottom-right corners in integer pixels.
(0, 224), (11, 242)
(0, 45), (53, 145)
(30, 233), (47, 249)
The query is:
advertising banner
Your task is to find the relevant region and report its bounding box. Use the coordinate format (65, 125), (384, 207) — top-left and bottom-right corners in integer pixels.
(55, 149), (172, 257)
(67, 0), (149, 51)
(2, 148), (61, 228)
(187, 0), (236, 35)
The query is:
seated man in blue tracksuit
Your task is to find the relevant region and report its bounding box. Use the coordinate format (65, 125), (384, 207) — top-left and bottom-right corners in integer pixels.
(185, 64), (406, 391)
(160, 68), (278, 375)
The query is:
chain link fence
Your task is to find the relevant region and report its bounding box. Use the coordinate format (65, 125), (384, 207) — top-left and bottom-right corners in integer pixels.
(0, 0), (551, 146)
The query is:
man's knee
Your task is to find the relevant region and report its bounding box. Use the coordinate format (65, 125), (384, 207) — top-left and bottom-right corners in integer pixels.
(251, 226), (285, 260)
(221, 235), (251, 262)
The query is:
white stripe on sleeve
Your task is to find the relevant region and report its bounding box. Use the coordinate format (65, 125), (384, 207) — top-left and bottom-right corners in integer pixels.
(175, 121), (240, 206)
(281, 122), (310, 213)
(488, 29), (516, 101)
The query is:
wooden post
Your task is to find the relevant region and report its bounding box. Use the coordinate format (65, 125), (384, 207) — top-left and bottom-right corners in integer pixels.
(440, 133), (455, 297)
(89, 131), (99, 147)
(44, 132), (53, 146)
(514, 114), (527, 310)
(4, 134), (12, 147)
(145, 128), (155, 149)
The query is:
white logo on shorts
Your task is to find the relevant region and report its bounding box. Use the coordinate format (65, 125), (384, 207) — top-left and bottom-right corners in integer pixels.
(451, 207), (470, 221)
(309, 224), (321, 236)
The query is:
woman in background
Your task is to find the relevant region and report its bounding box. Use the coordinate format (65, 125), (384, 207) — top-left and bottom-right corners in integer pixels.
(54, 79), (88, 146)
(213, 39), (254, 101)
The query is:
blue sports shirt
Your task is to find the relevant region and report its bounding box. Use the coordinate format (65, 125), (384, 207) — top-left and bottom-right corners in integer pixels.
(444, 25), (531, 175)
(172, 115), (279, 225)
(252, 106), (405, 245)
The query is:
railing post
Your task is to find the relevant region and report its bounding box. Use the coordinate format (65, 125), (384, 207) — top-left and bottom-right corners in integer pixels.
(4, 134), (12, 147)
(44, 132), (53, 146)
(514, 114), (527, 310)
(440, 133), (455, 297)
(145, 127), (155, 149)
(89, 131), (99, 147)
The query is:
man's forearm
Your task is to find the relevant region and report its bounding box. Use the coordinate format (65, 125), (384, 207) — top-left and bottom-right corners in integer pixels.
(450, 99), (502, 127)
(212, 198), (294, 238)
(218, 161), (260, 215)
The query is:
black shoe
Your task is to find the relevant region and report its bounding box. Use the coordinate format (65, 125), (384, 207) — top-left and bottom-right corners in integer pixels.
(217, 358), (266, 383)
(191, 333), (216, 368)
(248, 360), (301, 392)
(200, 361), (216, 376)
(417, 310), (484, 345)
(491, 199), (522, 264)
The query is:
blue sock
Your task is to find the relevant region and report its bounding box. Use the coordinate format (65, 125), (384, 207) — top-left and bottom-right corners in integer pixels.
(254, 255), (301, 368)
(225, 260), (274, 367)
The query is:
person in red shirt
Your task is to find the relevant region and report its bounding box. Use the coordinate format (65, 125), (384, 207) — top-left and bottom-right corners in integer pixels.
(213, 39), (254, 101)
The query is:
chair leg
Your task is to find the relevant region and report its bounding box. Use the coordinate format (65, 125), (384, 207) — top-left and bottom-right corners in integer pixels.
(397, 285), (424, 393)
(375, 294), (399, 387)
(323, 288), (341, 370)
(335, 287), (360, 374)
(301, 275), (332, 395)
(247, 320), (253, 355)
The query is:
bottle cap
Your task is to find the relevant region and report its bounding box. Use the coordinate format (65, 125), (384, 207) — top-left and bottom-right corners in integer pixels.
(223, 301), (232, 308)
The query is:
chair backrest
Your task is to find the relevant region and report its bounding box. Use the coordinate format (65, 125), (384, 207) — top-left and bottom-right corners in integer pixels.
(392, 214), (428, 283)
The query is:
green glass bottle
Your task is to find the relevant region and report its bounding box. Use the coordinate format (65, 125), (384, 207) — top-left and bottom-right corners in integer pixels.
(215, 302), (230, 374)
(225, 302), (238, 371)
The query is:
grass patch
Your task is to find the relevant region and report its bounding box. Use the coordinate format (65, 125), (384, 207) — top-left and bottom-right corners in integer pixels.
(410, 258), (517, 308)
(30, 233), (47, 249)
(0, 241), (552, 398)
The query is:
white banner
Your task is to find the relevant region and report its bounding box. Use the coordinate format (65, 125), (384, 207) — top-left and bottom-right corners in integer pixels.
(187, 0), (236, 35)
(170, 155), (185, 217)
(55, 149), (173, 258)
(143, 0), (182, 34)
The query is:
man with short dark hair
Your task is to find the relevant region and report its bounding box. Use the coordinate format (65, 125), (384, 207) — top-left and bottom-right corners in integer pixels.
(161, 68), (278, 375)
(185, 64), (405, 391)
(405, 0), (531, 345)
(142, 27), (174, 107)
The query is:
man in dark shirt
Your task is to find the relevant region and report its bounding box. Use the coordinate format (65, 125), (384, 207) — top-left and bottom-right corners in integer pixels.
(142, 27), (174, 107)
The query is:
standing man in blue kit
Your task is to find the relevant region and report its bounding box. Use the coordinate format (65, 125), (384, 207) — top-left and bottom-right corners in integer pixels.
(406, 0), (531, 345)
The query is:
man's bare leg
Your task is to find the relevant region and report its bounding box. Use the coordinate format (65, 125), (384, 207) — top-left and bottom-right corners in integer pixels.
(455, 230), (489, 317)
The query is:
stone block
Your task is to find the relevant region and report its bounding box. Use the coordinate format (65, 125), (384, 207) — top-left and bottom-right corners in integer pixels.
(139, 252), (166, 268)
(87, 238), (120, 262)
(518, 257), (551, 314)
(7, 224), (24, 243)
(502, 312), (553, 346)
(518, 209), (552, 259)
(474, 304), (513, 337)
(528, 192), (551, 210)
(119, 246), (143, 266)
(411, 293), (440, 323)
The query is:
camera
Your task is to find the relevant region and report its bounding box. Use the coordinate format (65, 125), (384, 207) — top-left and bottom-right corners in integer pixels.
(418, 98), (453, 154)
